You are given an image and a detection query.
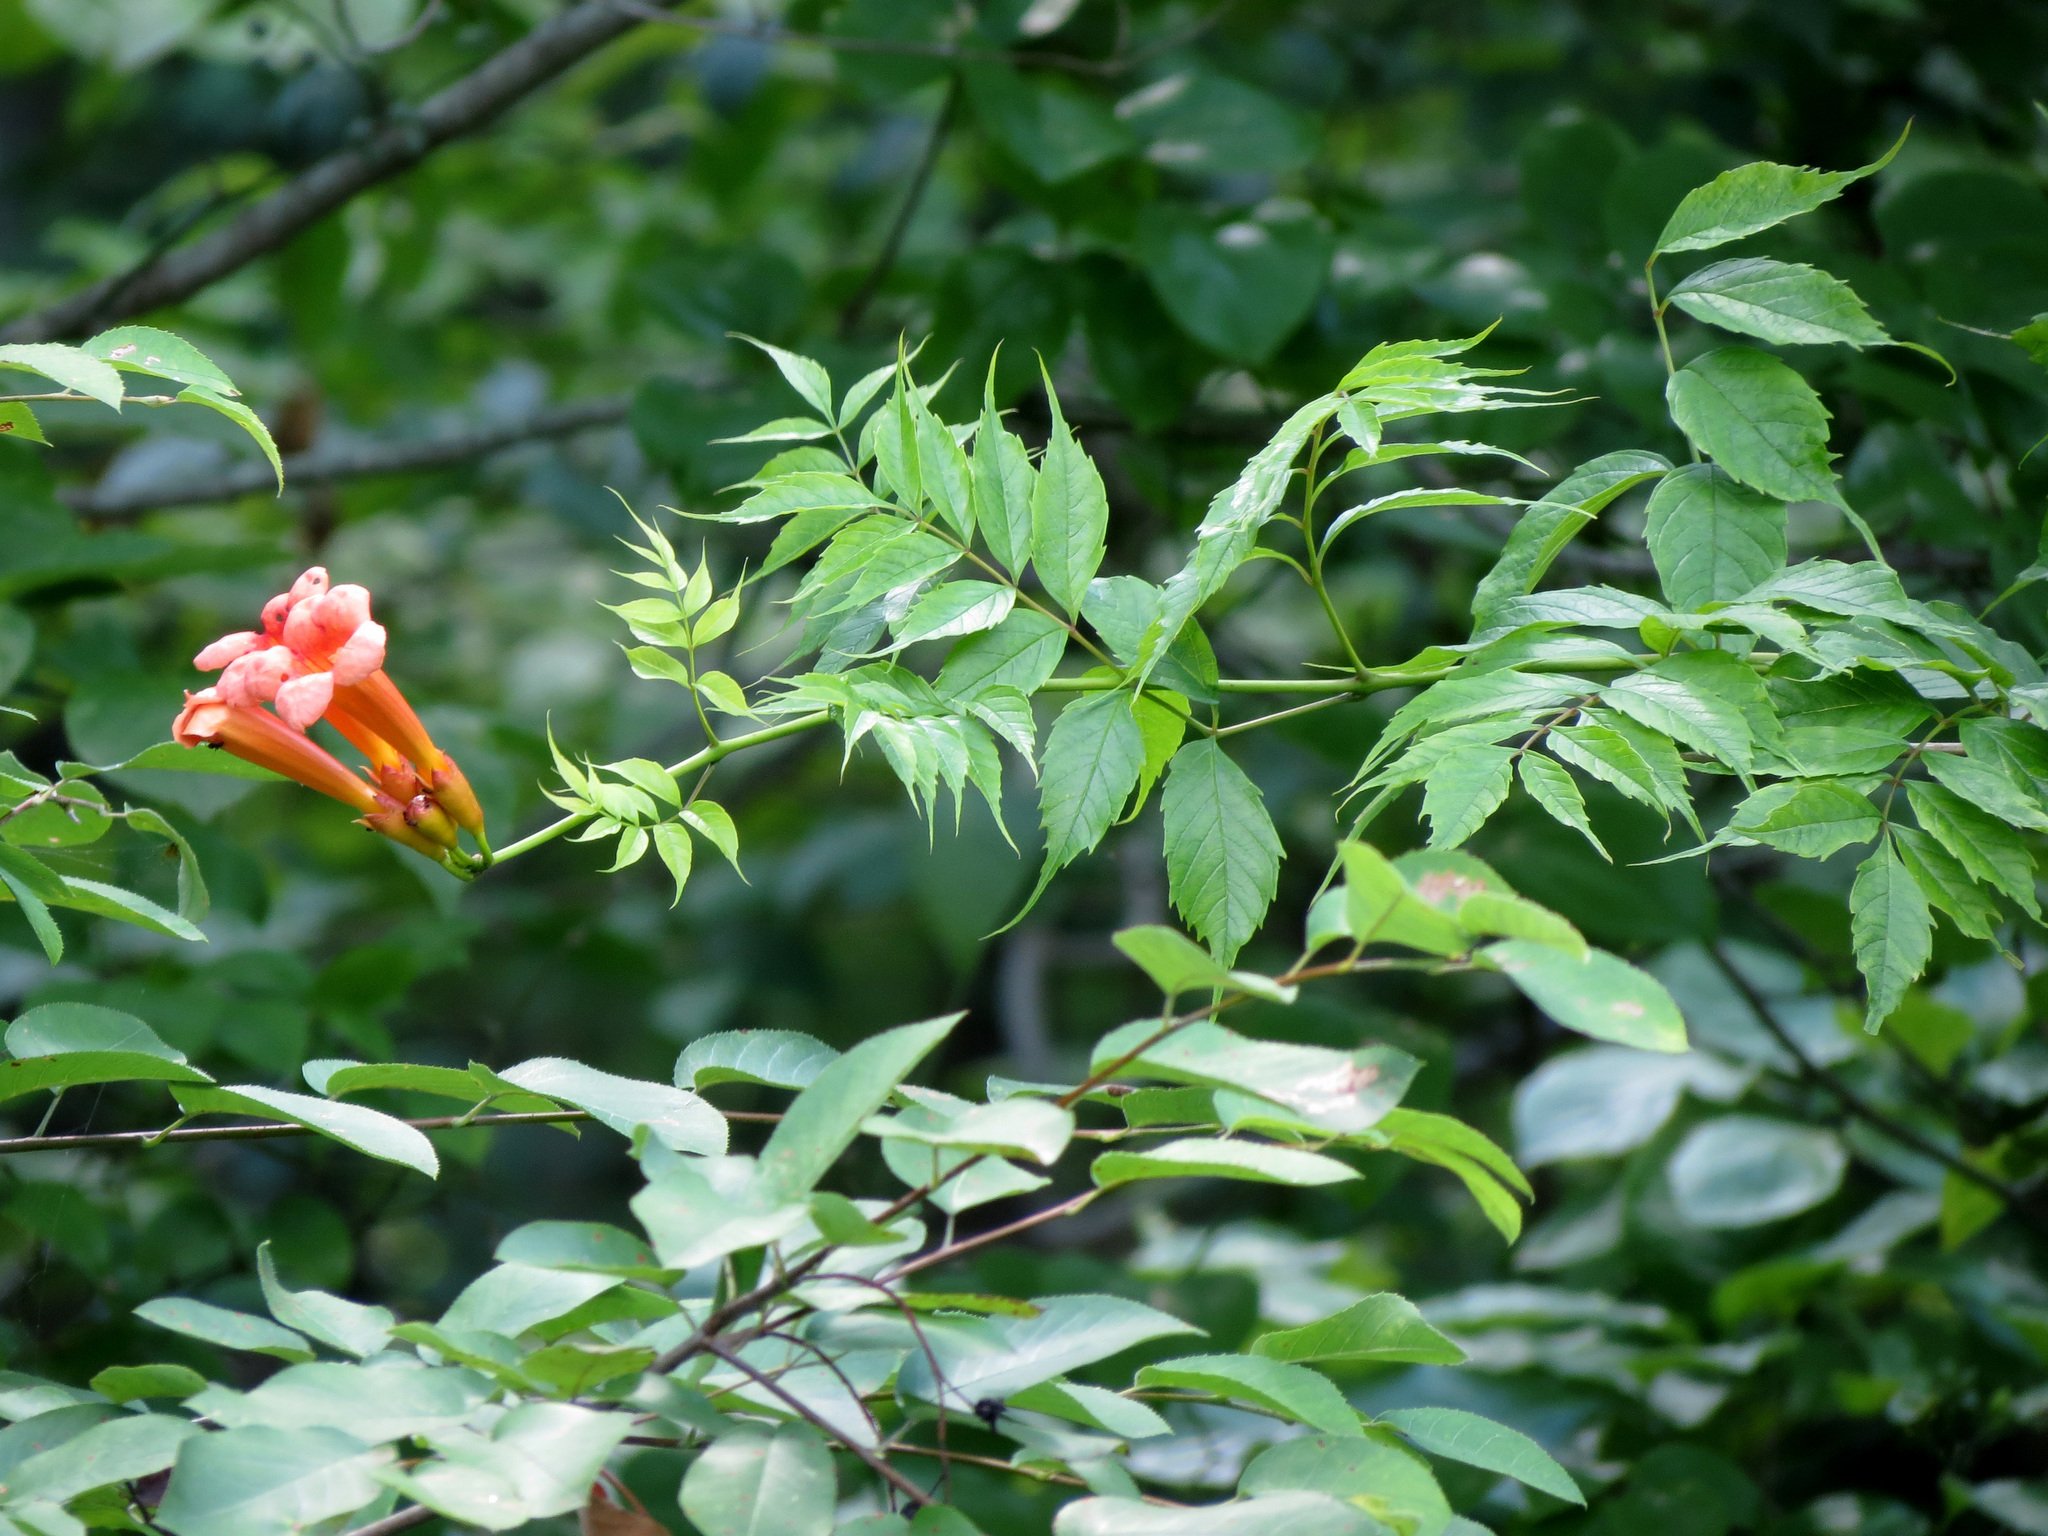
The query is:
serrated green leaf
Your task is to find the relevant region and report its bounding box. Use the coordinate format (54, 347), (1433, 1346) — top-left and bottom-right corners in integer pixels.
(1019, 692), (1145, 916)
(1666, 347), (1842, 508)
(1380, 1407), (1583, 1504)
(973, 352), (1037, 574)
(1162, 740), (1284, 964)
(937, 609), (1068, 702)
(1653, 131), (1905, 253)
(1420, 745), (1514, 849)
(1031, 368), (1110, 614)
(1137, 1355), (1362, 1439)
(1891, 825), (2003, 940)
(85, 326), (238, 393)
(1851, 835), (1932, 1031)
(1643, 462), (1788, 611)
(1666, 257), (1891, 348)
(0, 403), (46, 445)
(176, 385), (283, 492)
(1516, 753), (1607, 860)
(892, 581), (1016, 649)
(1923, 752), (2048, 831)
(1469, 451), (1672, 627)
(0, 343), (123, 408)
(1728, 780), (1881, 859)
(1250, 1294), (1465, 1366)
(694, 670), (756, 718)
(1906, 781), (2040, 919)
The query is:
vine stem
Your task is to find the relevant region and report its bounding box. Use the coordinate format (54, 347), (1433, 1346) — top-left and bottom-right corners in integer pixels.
(1703, 939), (2040, 1224)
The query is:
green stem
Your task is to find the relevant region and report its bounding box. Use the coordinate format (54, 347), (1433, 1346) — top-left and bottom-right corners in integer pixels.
(489, 712), (834, 864)
(1297, 424), (1370, 678)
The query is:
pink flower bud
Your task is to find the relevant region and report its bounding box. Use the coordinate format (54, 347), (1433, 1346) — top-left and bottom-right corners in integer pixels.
(194, 631), (265, 671)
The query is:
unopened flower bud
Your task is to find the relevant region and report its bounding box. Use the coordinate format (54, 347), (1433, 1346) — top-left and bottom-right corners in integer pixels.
(404, 794), (459, 849)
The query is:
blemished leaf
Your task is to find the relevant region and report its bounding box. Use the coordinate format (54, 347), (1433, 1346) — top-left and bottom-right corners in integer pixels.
(898, 1293), (1202, 1409)
(0, 403), (47, 444)
(1091, 1137), (1361, 1189)
(1666, 347), (1842, 509)
(1654, 131), (1906, 253)
(1338, 839), (1469, 955)
(1162, 740), (1284, 963)
(133, 1297), (314, 1362)
(153, 1425), (387, 1536)
(1380, 1407), (1584, 1505)
(1666, 257), (1892, 348)
(1667, 1116), (1848, 1227)
(497, 1057), (727, 1155)
(1482, 942), (1689, 1052)
(752, 1015), (959, 1203)
(1031, 368), (1110, 614)
(681, 1422), (837, 1536)
(1729, 780), (1881, 859)
(1090, 1018), (1414, 1133)
(1250, 1293), (1465, 1365)
(173, 1085), (438, 1177)
(677, 1030), (837, 1091)
(1137, 1355), (1362, 1439)
(1851, 836), (1932, 1031)
(85, 325), (238, 393)
(1643, 462), (1788, 611)
(1516, 753), (1607, 860)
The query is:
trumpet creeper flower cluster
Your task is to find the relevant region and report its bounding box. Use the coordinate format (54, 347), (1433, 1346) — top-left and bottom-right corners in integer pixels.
(173, 567), (487, 873)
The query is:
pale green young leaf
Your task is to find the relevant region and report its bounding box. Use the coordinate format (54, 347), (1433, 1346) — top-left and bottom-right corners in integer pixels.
(752, 1014), (959, 1203)
(681, 801), (744, 876)
(1249, 1293), (1466, 1365)
(1163, 740), (1284, 964)
(154, 1424), (387, 1536)
(1129, 687), (1186, 817)
(676, 1030), (836, 1091)
(176, 385), (283, 492)
(256, 1241), (395, 1357)
(1377, 1107), (1533, 1199)
(910, 389), (974, 541)
(1665, 347), (1842, 509)
(1728, 780), (1881, 859)
(0, 342), (123, 408)
(1666, 257), (1892, 348)
(691, 595), (739, 645)
(1653, 130), (1905, 254)
(1515, 753), (1607, 861)
(651, 823), (692, 904)
(603, 825), (649, 871)
(730, 333), (835, 420)
(708, 416), (834, 444)
(133, 1297), (313, 1362)
(1482, 942), (1689, 1051)
(605, 758), (682, 807)
(1137, 1355), (1362, 1439)
(1030, 366), (1110, 613)
(497, 1057), (725, 1153)
(1643, 463), (1788, 611)
(1421, 745), (1514, 848)
(174, 1087), (438, 1178)
(695, 671), (756, 718)
(1092, 1137), (1360, 1189)
(1851, 835), (1933, 1031)
(1380, 1407), (1584, 1505)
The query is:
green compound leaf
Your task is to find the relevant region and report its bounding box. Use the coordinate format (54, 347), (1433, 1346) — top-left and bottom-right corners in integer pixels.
(1728, 780), (1882, 859)
(1017, 691), (1146, 918)
(1030, 367), (1111, 614)
(1516, 752), (1607, 860)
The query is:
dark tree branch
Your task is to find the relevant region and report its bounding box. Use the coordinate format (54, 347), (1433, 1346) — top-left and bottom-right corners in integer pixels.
(840, 75), (961, 338)
(63, 396), (630, 518)
(1, 0), (684, 343)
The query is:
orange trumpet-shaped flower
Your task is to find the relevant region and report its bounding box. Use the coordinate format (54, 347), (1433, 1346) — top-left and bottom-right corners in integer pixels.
(188, 565), (488, 851)
(170, 689), (452, 865)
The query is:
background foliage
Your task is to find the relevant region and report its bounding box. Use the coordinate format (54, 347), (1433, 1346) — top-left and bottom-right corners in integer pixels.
(1, 1), (2048, 1534)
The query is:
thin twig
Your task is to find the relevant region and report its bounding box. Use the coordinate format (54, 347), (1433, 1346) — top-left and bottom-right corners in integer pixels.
(703, 1338), (932, 1508)
(1703, 940), (2039, 1221)
(841, 76), (960, 337)
(346, 1504), (435, 1536)
(884, 1189), (1102, 1281)
(63, 397), (630, 519)
(2, 1), (689, 342)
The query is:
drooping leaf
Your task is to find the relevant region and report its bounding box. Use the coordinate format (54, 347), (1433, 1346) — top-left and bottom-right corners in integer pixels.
(1850, 836), (1932, 1032)
(973, 356), (1038, 574)
(1020, 692), (1145, 914)
(1162, 740), (1284, 964)
(173, 1086), (437, 1177)
(1728, 780), (1881, 859)
(1516, 752), (1607, 860)
(1379, 1407), (1584, 1505)
(497, 1058), (726, 1155)
(677, 1031), (837, 1092)
(255, 1243), (394, 1358)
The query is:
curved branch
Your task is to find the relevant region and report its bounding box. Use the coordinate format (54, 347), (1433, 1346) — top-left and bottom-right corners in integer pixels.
(1, 0), (685, 343)
(62, 396), (630, 519)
